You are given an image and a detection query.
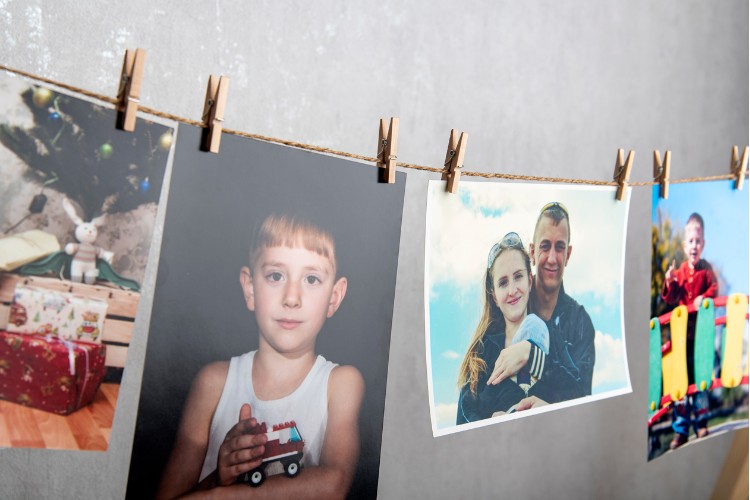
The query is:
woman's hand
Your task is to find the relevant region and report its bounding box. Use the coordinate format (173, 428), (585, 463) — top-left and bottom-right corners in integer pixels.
(515, 395), (548, 411)
(487, 341), (531, 386)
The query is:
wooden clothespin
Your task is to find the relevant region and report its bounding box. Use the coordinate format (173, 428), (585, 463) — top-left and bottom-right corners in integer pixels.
(442, 129), (468, 193)
(613, 148), (634, 201)
(376, 117), (399, 183)
(730, 145), (748, 190)
(116, 49), (146, 132)
(653, 149), (671, 199)
(201, 75), (230, 153)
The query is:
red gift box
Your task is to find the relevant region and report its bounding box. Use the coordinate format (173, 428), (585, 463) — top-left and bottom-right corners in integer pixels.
(0, 330), (106, 415)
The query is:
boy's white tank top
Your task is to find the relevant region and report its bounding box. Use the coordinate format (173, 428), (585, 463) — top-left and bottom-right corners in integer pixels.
(199, 351), (336, 481)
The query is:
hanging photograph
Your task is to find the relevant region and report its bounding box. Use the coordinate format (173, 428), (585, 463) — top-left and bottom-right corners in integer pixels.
(425, 180), (632, 436)
(126, 125), (405, 499)
(0, 70), (176, 450)
(648, 180), (749, 460)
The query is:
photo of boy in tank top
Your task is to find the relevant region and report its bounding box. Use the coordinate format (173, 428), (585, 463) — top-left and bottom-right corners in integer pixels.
(156, 214), (364, 498)
(127, 128), (404, 499)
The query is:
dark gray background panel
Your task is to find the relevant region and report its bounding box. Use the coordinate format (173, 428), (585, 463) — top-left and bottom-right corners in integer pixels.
(127, 124), (405, 499)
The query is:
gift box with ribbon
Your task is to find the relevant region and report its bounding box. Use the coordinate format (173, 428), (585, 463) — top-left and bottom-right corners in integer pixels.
(0, 330), (107, 415)
(6, 284), (107, 343)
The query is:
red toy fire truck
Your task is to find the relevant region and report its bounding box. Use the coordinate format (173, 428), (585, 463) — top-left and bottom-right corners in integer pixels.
(239, 420), (305, 487)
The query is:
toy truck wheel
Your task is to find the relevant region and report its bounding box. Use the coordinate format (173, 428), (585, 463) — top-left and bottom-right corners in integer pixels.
(247, 468), (265, 487)
(283, 459), (301, 478)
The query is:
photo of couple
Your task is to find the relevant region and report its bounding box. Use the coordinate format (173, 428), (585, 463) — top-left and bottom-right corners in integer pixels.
(425, 181), (632, 436)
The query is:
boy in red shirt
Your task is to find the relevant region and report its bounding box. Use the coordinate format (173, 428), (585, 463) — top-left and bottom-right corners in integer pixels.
(661, 212), (718, 449)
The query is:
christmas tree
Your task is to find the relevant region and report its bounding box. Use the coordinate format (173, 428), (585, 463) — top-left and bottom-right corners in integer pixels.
(0, 85), (173, 221)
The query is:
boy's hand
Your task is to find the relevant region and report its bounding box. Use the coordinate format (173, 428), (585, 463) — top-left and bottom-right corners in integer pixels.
(693, 295), (704, 309)
(665, 260), (677, 284)
(216, 403), (268, 486)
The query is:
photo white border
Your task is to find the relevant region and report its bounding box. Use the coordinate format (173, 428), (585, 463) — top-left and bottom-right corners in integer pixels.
(424, 179), (633, 437)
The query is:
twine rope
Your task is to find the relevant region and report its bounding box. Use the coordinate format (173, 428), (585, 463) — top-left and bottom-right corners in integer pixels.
(0, 64), (742, 187)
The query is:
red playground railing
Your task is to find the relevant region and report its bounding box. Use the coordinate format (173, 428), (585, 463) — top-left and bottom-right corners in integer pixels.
(648, 294), (749, 427)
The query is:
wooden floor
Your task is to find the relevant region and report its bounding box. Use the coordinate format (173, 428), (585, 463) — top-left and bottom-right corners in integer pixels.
(0, 383), (119, 451)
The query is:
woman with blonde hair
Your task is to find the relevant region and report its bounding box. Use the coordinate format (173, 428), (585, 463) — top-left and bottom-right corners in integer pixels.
(456, 232), (549, 424)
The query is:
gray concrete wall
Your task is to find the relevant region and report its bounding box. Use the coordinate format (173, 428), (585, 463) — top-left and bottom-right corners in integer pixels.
(0, 1), (747, 498)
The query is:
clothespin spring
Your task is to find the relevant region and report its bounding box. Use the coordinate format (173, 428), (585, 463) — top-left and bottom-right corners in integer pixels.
(377, 138), (388, 161)
(444, 150), (456, 167)
(201, 99), (215, 122)
(613, 165), (624, 182)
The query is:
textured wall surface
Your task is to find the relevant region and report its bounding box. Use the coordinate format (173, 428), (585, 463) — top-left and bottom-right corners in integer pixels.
(0, 1), (747, 498)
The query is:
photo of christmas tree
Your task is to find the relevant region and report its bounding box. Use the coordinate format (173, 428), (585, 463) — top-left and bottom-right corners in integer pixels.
(0, 70), (176, 451)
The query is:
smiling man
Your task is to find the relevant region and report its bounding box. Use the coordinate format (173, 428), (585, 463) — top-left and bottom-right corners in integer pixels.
(516, 202), (596, 409)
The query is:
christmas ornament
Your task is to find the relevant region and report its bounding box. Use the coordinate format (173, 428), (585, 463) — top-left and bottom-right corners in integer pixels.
(32, 87), (53, 108)
(99, 143), (114, 160)
(140, 177), (150, 193)
(159, 131), (173, 150)
(0, 85), (172, 219)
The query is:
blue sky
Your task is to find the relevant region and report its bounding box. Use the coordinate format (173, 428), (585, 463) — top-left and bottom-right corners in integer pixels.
(426, 181), (632, 432)
(652, 180), (749, 297)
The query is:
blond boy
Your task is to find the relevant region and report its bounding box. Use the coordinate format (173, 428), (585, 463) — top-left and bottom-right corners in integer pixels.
(663, 213), (718, 309)
(157, 214), (364, 498)
(662, 212), (717, 449)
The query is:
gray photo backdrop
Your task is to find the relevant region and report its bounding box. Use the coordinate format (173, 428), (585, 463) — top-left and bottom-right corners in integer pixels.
(0, 1), (747, 498)
(127, 124), (405, 498)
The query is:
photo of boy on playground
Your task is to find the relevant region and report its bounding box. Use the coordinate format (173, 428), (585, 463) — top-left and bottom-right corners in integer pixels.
(649, 180), (749, 461)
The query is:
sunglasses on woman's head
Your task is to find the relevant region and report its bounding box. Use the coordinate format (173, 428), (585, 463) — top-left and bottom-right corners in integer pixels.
(487, 232), (523, 269)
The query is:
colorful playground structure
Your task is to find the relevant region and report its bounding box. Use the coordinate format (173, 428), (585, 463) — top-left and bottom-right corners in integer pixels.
(648, 294), (749, 427)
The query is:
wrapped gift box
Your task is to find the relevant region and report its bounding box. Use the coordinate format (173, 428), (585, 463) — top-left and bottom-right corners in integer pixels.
(6, 285), (107, 343)
(0, 331), (106, 415)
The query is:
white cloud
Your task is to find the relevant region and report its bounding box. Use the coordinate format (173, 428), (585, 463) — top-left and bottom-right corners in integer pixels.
(427, 184), (536, 292)
(427, 181), (629, 303)
(442, 350), (460, 360)
(592, 330), (628, 390)
(435, 402), (458, 428)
